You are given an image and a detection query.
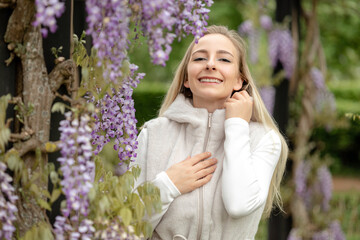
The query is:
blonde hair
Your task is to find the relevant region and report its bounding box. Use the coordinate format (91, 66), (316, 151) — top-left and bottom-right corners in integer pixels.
(159, 25), (288, 217)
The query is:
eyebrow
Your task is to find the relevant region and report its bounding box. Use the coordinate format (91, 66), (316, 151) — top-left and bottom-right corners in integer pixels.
(192, 49), (234, 57)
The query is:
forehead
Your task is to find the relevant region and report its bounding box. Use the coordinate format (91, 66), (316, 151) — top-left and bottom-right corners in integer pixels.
(191, 33), (238, 56)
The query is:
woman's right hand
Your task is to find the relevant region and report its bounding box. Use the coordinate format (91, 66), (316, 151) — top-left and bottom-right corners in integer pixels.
(165, 152), (217, 194)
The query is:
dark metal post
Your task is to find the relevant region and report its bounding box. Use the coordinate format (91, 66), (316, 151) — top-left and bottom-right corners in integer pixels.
(268, 0), (300, 239)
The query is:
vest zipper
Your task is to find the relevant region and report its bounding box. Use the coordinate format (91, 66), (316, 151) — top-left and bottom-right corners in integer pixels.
(197, 113), (212, 240)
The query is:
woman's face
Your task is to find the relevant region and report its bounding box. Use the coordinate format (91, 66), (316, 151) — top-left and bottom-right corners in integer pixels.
(185, 33), (243, 109)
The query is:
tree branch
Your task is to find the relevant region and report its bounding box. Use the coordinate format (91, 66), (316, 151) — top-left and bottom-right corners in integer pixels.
(13, 138), (38, 157)
(0, 0), (16, 8)
(48, 59), (76, 98)
(4, 0), (35, 44)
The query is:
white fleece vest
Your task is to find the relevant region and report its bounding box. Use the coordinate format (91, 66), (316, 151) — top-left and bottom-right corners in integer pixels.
(142, 95), (268, 240)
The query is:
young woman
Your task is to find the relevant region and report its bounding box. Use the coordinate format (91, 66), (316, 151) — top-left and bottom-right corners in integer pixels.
(132, 25), (288, 240)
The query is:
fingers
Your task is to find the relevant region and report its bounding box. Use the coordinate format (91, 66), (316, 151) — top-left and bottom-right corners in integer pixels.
(194, 173), (214, 188)
(231, 90), (252, 101)
(188, 152), (212, 165)
(193, 157), (217, 172)
(195, 163), (217, 179)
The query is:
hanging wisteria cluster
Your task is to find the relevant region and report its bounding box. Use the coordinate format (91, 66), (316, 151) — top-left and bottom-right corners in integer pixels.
(292, 161), (346, 240)
(94, 218), (140, 239)
(238, 13), (295, 116)
(268, 28), (295, 79)
(54, 112), (95, 239)
(85, 0), (131, 83)
(310, 67), (336, 114)
(33, 0), (66, 37)
(85, 0), (213, 83)
(238, 14), (295, 79)
(0, 162), (18, 240)
(259, 86), (276, 115)
(91, 64), (145, 166)
(136, 0), (213, 66)
(288, 220), (345, 240)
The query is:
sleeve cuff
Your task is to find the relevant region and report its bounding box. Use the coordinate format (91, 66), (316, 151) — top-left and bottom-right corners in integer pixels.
(225, 118), (249, 135)
(152, 171), (181, 202)
(225, 117), (249, 127)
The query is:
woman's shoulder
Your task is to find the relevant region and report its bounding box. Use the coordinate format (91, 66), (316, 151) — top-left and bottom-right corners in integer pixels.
(249, 121), (269, 135)
(249, 121), (280, 145)
(142, 116), (177, 130)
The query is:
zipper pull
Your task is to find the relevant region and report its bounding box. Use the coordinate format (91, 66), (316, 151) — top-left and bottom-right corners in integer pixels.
(208, 113), (212, 128)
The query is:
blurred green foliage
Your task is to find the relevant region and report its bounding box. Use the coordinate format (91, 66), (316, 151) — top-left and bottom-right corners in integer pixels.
(255, 191), (360, 239)
(317, 0), (360, 81)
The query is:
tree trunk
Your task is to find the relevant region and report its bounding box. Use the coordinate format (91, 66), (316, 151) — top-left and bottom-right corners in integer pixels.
(3, 0), (76, 236)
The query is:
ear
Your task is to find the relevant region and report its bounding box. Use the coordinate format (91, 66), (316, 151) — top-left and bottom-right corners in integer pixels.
(233, 76), (243, 91)
(184, 78), (190, 88)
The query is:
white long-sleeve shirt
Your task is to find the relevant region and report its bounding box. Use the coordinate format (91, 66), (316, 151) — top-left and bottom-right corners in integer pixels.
(132, 94), (281, 240)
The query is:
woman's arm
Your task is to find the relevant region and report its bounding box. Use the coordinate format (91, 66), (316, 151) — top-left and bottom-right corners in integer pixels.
(221, 118), (281, 218)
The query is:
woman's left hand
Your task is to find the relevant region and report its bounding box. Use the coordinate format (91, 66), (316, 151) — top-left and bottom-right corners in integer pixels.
(224, 90), (253, 121)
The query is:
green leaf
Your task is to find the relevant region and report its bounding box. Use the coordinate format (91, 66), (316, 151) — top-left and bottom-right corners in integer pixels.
(50, 171), (59, 185)
(30, 184), (41, 198)
(42, 189), (51, 199)
(38, 222), (54, 240)
(0, 128), (10, 152)
(99, 196), (110, 214)
(88, 187), (96, 201)
(142, 221), (153, 238)
(131, 193), (144, 220)
(21, 226), (38, 240)
(131, 165), (141, 180)
(5, 149), (21, 172)
(51, 102), (66, 114)
(120, 207), (132, 226)
(50, 189), (62, 203)
(37, 199), (51, 211)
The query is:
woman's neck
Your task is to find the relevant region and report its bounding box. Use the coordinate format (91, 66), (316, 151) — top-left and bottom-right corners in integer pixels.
(192, 98), (225, 113)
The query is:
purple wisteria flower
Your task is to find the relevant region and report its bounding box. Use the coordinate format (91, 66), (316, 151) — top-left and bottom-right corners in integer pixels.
(238, 20), (253, 36)
(0, 162), (18, 240)
(260, 15), (272, 31)
(259, 86), (276, 115)
(86, 0), (131, 83)
(268, 29), (295, 78)
(312, 229), (332, 240)
(329, 221), (346, 240)
(33, 0), (65, 37)
(54, 112), (95, 239)
(310, 67), (326, 90)
(315, 166), (332, 211)
(91, 64), (145, 166)
(287, 229), (302, 240)
(86, 0), (213, 82)
(238, 20), (260, 63)
(136, 0), (213, 66)
(294, 160), (313, 209)
(310, 67), (337, 114)
(94, 218), (139, 239)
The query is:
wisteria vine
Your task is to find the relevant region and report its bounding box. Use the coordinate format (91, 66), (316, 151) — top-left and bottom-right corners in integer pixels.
(91, 64), (145, 166)
(54, 112), (95, 239)
(293, 161), (346, 240)
(33, 0), (66, 37)
(0, 162), (18, 240)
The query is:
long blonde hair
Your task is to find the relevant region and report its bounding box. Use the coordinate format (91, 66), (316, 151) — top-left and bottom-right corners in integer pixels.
(159, 25), (288, 217)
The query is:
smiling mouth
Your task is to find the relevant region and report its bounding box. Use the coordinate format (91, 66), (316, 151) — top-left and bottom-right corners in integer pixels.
(199, 78), (223, 84)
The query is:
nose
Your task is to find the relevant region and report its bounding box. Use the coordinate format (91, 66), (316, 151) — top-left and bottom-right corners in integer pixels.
(206, 58), (216, 70)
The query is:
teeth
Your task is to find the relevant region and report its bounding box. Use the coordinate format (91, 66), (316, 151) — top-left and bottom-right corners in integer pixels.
(200, 78), (222, 83)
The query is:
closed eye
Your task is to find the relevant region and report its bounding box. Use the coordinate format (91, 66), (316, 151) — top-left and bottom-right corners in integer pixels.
(219, 58), (231, 63)
(194, 57), (206, 61)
